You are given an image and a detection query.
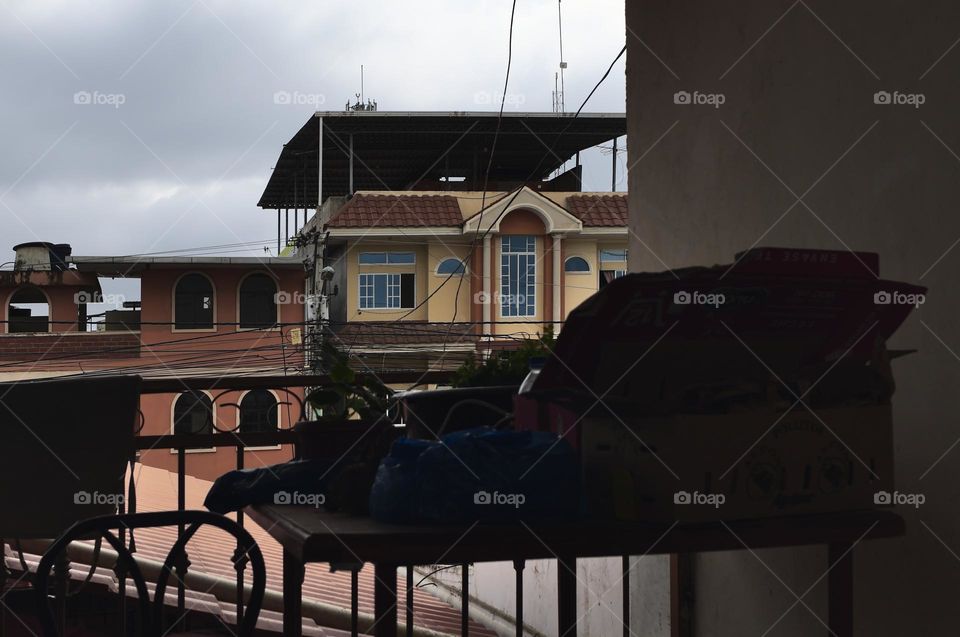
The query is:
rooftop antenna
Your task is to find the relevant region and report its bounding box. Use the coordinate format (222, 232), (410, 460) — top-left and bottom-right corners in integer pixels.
(558, 0), (566, 113)
(345, 64), (378, 112)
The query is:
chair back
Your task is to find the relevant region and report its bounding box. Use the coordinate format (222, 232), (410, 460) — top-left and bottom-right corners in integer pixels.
(34, 510), (267, 637)
(0, 375), (141, 538)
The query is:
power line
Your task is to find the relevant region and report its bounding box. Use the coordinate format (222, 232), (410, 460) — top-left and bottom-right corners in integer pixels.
(444, 0), (519, 353)
(394, 41), (629, 328)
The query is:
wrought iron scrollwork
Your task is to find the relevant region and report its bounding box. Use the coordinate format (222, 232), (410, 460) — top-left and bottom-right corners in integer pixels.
(34, 510), (266, 637)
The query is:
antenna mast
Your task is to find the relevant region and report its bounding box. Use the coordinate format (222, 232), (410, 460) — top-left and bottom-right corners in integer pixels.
(552, 1), (567, 113)
(345, 64), (378, 112)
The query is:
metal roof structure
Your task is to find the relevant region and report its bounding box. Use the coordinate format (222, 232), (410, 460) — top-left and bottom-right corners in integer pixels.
(257, 111), (626, 209)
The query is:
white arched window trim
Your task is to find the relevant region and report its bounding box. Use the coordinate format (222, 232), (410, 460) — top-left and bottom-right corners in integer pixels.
(235, 271), (282, 332)
(171, 271), (217, 333)
(238, 388), (283, 451)
(564, 256), (592, 274)
(168, 390), (217, 454)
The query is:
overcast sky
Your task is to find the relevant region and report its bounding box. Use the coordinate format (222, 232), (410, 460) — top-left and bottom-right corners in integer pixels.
(0, 0), (627, 275)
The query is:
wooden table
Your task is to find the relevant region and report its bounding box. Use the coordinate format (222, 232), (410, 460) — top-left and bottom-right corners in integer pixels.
(246, 506), (904, 637)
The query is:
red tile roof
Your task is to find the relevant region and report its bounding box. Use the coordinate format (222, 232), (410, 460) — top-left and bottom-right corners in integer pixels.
(566, 194), (629, 227)
(335, 322), (478, 347)
(328, 194), (464, 228)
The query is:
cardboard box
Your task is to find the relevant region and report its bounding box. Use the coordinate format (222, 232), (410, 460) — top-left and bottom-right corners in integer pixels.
(581, 404), (893, 522)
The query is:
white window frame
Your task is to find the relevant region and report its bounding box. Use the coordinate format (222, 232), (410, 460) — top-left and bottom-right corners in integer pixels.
(358, 273), (415, 310)
(599, 248), (628, 264)
(500, 235), (537, 318)
(358, 251), (416, 266)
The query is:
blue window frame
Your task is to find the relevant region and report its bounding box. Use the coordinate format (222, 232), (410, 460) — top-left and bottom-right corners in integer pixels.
(359, 252), (415, 265)
(359, 273), (415, 309)
(500, 235), (536, 317)
(437, 257), (466, 275)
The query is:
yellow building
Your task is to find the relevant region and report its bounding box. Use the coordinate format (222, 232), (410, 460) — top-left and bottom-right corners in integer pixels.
(319, 186), (627, 365)
(258, 111), (628, 368)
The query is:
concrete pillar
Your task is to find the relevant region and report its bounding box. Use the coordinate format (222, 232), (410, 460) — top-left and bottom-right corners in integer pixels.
(482, 234), (492, 337)
(552, 234), (563, 333)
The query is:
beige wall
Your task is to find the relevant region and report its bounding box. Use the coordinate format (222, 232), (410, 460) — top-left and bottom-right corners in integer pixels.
(345, 241), (427, 322)
(563, 239), (600, 316)
(426, 242), (473, 324)
(627, 1), (960, 635)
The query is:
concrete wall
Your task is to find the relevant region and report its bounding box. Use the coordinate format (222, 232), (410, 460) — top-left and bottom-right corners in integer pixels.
(626, 1), (960, 634)
(432, 556), (668, 637)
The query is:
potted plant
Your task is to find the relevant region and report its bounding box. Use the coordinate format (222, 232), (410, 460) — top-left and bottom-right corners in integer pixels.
(294, 339), (398, 513)
(400, 328), (556, 439)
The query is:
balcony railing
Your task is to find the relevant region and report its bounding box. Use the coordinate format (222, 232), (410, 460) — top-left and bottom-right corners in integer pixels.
(129, 370), (510, 636)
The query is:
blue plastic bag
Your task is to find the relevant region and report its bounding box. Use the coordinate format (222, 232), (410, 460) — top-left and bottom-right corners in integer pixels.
(368, 438), (434, 523)
(369, 428), (579, 523)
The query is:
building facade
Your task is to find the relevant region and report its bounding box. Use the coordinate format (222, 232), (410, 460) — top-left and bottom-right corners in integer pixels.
(0, 245), (306, 480)
(312, 187), (627, 367)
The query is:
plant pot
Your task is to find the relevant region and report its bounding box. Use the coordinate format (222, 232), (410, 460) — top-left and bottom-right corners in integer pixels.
(292, 418), (400, 515)
(292, 418), (394, 461)
(398, 385), (519, 439)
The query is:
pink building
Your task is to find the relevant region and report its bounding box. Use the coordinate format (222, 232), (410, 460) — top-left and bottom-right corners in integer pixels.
(0, 243), (307, 480)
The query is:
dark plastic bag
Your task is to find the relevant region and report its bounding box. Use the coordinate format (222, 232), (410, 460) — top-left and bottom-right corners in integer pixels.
(368, 438), (435, 523)
(204, 459), (335, 514)
(369, 427), (579, 523)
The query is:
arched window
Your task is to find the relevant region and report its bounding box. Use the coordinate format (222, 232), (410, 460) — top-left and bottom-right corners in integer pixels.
(239, 390), (279, 433)
(174, 274), (214, 329)
(7, 286), (50, 333)
(239, 273), (278, 329)
(564, 256), (590, 273)
(173, 392), (214, 435)
(436, 258), (466, 276)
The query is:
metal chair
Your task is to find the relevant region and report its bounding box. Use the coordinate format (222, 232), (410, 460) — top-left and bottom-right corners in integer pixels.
(33, 510), (267, 637)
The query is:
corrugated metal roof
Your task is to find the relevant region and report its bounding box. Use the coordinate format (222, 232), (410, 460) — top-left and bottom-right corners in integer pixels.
(258, 111), (626, 208)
